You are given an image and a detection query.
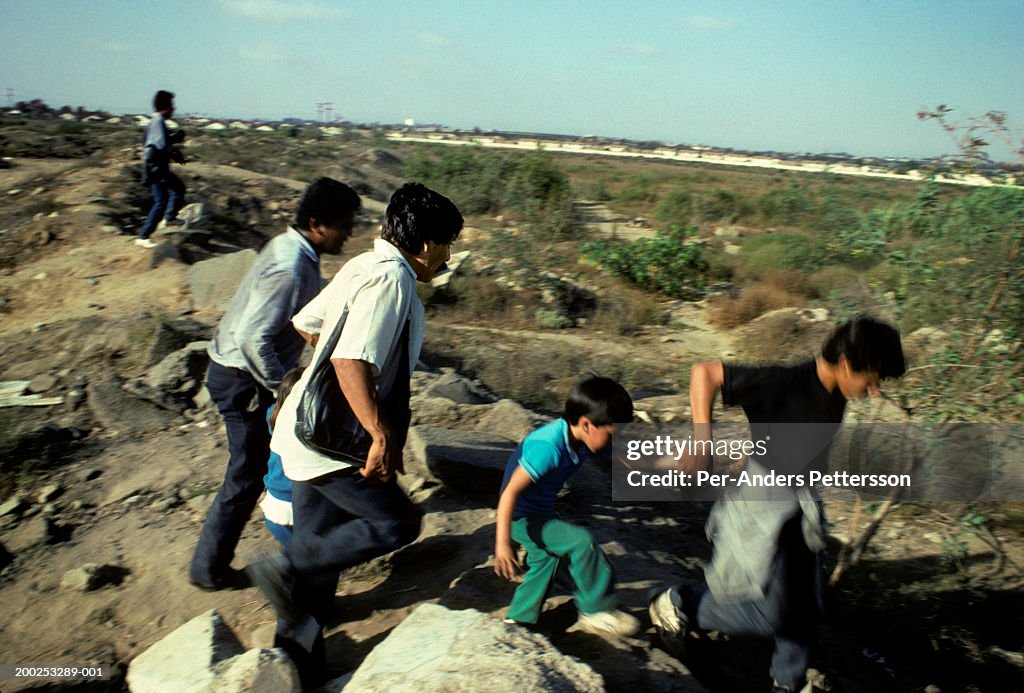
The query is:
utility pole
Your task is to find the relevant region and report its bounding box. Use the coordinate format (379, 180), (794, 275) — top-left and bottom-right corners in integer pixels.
(5, 88), (13, 107)
(323, 102), (334, 123)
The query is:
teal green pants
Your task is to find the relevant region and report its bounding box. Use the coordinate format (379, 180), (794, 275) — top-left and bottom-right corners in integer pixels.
(507, 514), (619, 624)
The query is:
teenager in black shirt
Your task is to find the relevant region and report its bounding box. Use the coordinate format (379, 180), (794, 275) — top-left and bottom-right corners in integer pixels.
(650, 316), (906, 693)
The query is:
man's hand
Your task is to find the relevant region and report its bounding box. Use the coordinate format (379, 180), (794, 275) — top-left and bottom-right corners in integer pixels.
(359, 433), (392, 481)
(494, 541), (521, 581)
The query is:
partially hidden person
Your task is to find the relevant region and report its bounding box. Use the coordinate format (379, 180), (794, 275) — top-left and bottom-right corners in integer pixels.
(260, 366), (305, 548)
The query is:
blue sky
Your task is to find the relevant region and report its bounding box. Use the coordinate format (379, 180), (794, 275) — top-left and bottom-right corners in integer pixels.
(1, 0), (1022, 160)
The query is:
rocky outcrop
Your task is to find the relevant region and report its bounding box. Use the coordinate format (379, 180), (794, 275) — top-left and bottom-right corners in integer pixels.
(187, 249), (257, 312)
(126, 609), (300, 693)
(405, 428), (518, 497)
(342, 604), (604, 693)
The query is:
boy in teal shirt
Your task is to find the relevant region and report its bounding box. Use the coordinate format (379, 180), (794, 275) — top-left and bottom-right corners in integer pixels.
(495, 376), (639, 636)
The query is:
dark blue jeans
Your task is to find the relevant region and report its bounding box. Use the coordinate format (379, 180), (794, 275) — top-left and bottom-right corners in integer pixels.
(687, 516), (819, 690)
(189, 362), (274, 584)
(275, 470), (422, 676)
(140, 170), (185, 239)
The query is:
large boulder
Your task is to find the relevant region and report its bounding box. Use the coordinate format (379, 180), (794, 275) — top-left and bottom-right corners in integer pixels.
(127, 610), (243, 692)
(472, 399), (548, 443)
(343, 604), (603, 693)
(147, 318), (214, 366)
(88, 377), (173, 435)
(405, 428), (518, 498)
(187, 249), (257, 312)
(420, 370), (496, 405)
(123, 342), (210, 411)
(126, 609), (300, 693)
(902, 326), (951, 365)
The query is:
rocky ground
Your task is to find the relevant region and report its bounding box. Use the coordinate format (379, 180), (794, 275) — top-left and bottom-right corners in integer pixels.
(1, 141), (1021, 693)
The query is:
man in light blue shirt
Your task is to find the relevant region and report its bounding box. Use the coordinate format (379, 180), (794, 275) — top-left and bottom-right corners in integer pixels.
(189, 177), (361, 592)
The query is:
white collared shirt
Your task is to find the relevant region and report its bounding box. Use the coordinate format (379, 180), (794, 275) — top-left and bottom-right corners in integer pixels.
(271, 239), (425, 480)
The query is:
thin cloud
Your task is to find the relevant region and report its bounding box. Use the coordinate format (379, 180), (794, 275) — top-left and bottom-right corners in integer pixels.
(418, 32), (453, 48)
(686, 15), (736, 31)
(236, 43), (295, 65)
(85, 38), (139, 54)
(627, 43), (657, 56)
(218, 0), (347, 22)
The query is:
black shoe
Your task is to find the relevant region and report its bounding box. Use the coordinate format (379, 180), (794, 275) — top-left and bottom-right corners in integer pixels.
(246, 553), (301, 623)
(189, 566), (252, 592)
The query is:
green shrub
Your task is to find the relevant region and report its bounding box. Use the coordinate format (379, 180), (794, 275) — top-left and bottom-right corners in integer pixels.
(55, 121), (86, 135)
(402, 145), (573, 236)
(758, 183), (814, 225)
(617, 173), (659, 205)
(582, 225), (707, 299)
(736, 232), (822, 280)
(536, 309), (573, 329)
(655, 187), (694, 226)
(697, 189), (742, 223)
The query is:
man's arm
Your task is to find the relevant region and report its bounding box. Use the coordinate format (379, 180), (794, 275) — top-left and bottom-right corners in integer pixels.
(495, 465), (533, 580)
(686, 361), (724, 474)
(332, 357), (395, 480)
(295, 326), (319, 348)
(239, 270), (300, 392)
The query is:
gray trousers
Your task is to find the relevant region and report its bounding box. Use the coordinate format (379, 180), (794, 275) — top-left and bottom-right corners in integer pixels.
(687, 515), (819, 690)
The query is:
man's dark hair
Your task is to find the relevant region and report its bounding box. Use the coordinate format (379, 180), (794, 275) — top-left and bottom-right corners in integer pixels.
(822, 315), (906, 379)
(294, 177), (361, 231)
(153, 90), (175, 112)
(381, 183), (463, 254)
(563, 376), (633, 426)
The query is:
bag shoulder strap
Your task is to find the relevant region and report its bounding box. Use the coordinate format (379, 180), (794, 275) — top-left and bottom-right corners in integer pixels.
(305, 303), (350, 381)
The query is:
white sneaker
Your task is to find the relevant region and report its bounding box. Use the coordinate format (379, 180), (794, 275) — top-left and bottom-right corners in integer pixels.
(135, 237), (158, 249)
(157, 218), (187, 231)
(648, 586), (688, 658)
(568, 608), (640, 637)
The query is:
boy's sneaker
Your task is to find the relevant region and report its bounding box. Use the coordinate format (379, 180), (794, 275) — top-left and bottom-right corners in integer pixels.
(156, 218), (187, 233)
(648, 586), (689, 659)
(134, 237), (157, 249)
(568, 608), (641, 637)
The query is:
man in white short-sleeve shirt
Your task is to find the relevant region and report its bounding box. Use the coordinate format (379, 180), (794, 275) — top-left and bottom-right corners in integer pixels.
(249, 183), (463, 687)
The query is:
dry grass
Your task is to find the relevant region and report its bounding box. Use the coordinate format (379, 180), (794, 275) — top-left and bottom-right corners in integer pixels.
(707, 274), (809, 329)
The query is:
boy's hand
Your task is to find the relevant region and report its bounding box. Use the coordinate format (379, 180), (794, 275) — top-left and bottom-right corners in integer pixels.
(494, 542), (521, 581)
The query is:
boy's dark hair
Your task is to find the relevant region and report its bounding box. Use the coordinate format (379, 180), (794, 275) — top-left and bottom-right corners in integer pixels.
(563, 376), (633, 426)
(822, 315), (906, 379)
(381, 183), (463, 254)
(294, 177), (361, 232)
(153, 90), (174, 112)
(270, 367), (305, 430)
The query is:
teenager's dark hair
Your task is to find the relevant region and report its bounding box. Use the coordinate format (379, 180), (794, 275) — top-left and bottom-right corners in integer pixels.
(381, 183), (463, 253)
(563, 376), (633, 426)
(822, 315), (906, 379)
(153, 90), (174, 112)
(270, 366), (305, 429)
(294, 177), (361, 232)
